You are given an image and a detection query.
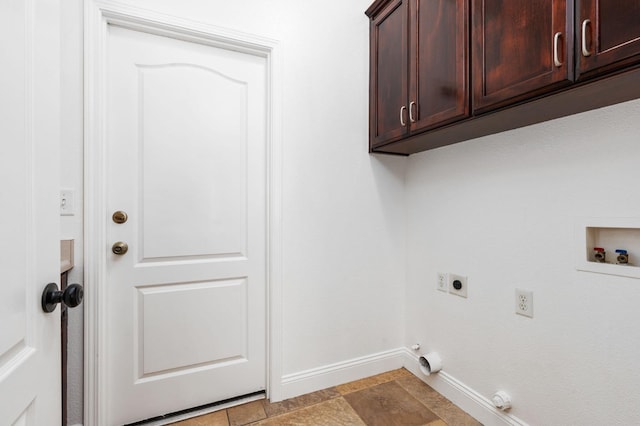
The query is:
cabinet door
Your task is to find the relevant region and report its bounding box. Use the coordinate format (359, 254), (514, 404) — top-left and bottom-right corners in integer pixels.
(472, 0), (574, 112)
(369, 0), (409, 147)
(409, 0), (469, 132)
(577, 0), (640, 79)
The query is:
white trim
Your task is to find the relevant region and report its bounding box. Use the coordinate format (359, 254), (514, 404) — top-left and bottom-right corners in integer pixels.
(402, 349), (529, 426)
(279, 348), (405, 401)
(266, 38), (285, 403)
(83, 2), (283, 424)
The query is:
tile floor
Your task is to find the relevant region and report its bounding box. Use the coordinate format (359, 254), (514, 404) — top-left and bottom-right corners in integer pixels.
(170, 369), (482, 426)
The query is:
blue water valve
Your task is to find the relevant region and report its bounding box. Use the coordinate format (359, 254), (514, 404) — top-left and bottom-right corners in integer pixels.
(615, 249), (629, 264)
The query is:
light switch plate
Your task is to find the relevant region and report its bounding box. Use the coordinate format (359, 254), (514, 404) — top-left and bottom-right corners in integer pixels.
(60, 189), (75, 216)
(437, 272), (448, 292)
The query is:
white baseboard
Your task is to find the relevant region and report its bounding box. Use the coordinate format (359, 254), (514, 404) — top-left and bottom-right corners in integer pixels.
(402, 349), (528, 426)
(278, 348), (405, 401)
(278, 346), (528, 426)
(75, 348), (528, 425)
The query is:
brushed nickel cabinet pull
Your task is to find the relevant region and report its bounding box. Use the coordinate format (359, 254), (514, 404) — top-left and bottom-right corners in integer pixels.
(409, 101), (417, 123)
(400, 105), (407, 126)
(553, 32), (563, 67)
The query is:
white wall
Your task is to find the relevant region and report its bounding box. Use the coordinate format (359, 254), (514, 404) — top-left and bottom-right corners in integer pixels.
(64, 2), (640, 424)
(110, 0), (407, 376)
(405, 98), (640, 425)
(62, 0), (406, 423)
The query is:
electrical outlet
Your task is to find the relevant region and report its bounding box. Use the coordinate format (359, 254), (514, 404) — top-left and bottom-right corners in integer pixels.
(515, 289), (533, 318)
(437, 272), (448, 292)
(449, 273), (467, 298)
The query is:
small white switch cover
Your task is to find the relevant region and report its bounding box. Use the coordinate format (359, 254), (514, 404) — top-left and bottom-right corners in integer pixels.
(60, 189), (75, 216)
(437, 273), (448, 292)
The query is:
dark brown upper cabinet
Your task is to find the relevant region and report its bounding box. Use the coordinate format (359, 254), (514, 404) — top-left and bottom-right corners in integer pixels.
(577, 0), (640, 80)
(410, 0), (469, 132)
(367, 0), (409, 147)
(472, 0), (574, 113)
(366, 0), (469, 148)
(366, 0), (640, 155)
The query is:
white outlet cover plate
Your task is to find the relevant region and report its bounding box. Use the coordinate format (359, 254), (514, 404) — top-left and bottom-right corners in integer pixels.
(449, 273), (467, 298)
(515, 289), (533, 318)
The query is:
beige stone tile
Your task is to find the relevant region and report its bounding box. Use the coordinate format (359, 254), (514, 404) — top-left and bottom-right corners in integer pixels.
(396, 375), (482, 426)
(336, 368), (413, 395)
(169, 409), (229, 426)
(227, 400), (267, 426)
(253, 397), (365, 426)
(263, 387), (341, 417)
(344, 381), (440, 426)
(396, 375), (451, 408)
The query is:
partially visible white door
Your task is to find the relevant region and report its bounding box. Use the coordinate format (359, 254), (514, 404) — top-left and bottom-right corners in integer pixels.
(0, 0), (61, 424)
(104, 25), (267, 425)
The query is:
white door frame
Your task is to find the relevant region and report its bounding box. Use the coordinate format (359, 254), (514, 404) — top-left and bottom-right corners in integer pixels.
(83, 2), (283, 423)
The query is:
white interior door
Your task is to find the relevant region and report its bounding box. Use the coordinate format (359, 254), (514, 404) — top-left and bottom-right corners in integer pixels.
(104, 24), (267, 425)
(0, 0), (61, 424)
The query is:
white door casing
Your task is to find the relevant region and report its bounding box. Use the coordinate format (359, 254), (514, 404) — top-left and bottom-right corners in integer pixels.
(84, 3), (284, 424)
(0, 0), (61, 424)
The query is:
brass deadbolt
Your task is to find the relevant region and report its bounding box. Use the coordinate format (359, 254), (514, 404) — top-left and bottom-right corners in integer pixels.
(112, 211), (128, 224)
(112, 241), (128, 255)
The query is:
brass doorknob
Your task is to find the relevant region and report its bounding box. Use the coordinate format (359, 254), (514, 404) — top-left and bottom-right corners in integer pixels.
(112, 241), (128, 255)
(112, 210), (128, 224)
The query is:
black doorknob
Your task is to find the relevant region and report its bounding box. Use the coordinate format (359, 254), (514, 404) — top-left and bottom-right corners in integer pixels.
(41, 282), (84, 313)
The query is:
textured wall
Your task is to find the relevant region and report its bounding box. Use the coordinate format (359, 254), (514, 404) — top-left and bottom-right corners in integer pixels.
(109, 0), (407, 378)
(61, 2), (640, 424)
(62, 0), (406, 423)
(405, 99), (640, 425)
